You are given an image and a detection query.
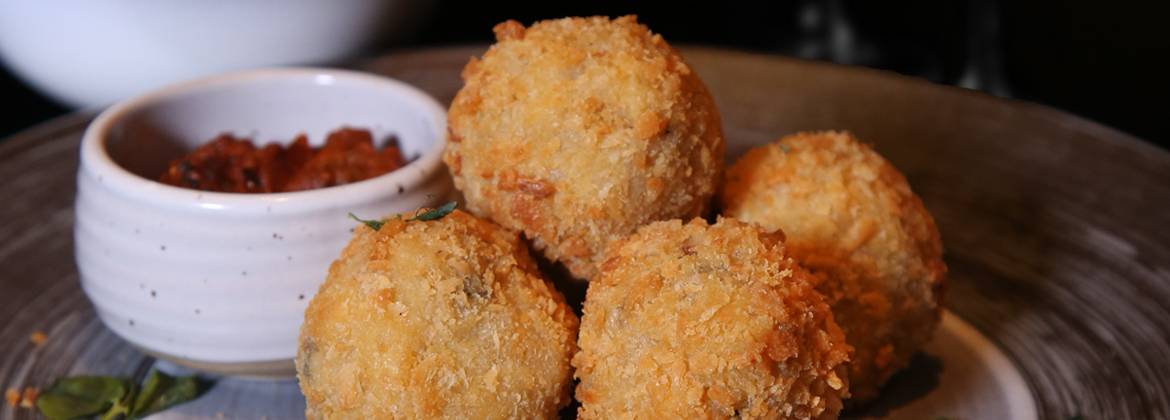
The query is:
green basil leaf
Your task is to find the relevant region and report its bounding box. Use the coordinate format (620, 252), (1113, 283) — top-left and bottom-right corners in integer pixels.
(348, 212), (385, 231)
(129, 370), (205, 418)
(131, 369), (207, 418)
(99, 391), (132, 420)
(36, 376), (129, 420)
(409, 201), (457, 221)
(129, 370), (168, 417)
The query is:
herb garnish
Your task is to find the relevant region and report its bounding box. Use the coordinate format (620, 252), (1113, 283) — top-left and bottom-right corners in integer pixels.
(35, 376), (126, 420)
(348, 213), (385, 231)
(409, 201), (457, 221)
(36, 370), (209, 420)
(349, 202), (458, 231)
(130, 370), (203, 418)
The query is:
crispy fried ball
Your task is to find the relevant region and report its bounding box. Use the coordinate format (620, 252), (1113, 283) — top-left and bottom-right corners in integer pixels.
(445, 16), (725, 280)
(296, 210), (579, 419)
(719, 131), (946, 402)
(573, 218), (851, 419)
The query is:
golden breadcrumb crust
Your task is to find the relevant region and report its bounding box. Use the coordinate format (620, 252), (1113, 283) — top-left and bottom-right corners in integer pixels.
(296, 210), (579, 419)
(573, 218), (851, 419)
(719, 131), (946, 402)
(445, 15), (725, 280)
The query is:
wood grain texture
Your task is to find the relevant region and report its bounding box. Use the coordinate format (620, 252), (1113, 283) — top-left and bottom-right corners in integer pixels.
(1, 46), (1168, 419)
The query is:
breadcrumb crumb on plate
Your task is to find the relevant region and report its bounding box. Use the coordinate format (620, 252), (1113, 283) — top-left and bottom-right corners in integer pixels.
(18, 387), (37, 408)
(4, 388), (19, 407)
(29, 331), (47, 347)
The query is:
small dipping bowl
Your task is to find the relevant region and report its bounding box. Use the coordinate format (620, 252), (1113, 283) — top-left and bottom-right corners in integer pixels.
(74, 68), (450, 377)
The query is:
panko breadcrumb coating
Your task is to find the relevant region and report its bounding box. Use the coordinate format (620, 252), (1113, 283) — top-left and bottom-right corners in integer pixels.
(296, 210), (579, 419)
(445, 16), (725, 280)
(719, 131), (946, 402)
(573, 218), (851, 419)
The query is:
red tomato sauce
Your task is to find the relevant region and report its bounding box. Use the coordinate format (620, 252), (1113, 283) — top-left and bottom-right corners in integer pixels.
(158, 128), (406, 193)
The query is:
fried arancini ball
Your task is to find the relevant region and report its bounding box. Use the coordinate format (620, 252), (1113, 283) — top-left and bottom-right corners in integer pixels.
(573, 218), (851, 419)
(446, 16), (725, 280)
(296, 209), (579, 419)
(719, 131), (946, 402)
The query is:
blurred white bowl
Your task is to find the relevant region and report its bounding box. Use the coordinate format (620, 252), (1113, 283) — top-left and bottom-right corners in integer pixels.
(0, 0), (429, 108)
(74, 68), (450, 377)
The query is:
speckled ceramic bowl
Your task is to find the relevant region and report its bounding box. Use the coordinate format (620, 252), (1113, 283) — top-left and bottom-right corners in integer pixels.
(73, 68), (450, 377)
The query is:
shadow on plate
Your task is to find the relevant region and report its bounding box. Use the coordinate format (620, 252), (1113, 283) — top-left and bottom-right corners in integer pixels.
(843, 352), (944, 418)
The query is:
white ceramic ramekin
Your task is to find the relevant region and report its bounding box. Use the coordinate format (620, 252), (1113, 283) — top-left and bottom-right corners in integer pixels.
(73, 68), (450, 377)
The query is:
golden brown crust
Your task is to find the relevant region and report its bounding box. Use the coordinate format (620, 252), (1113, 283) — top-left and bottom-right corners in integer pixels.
(719, 131), (947, 402)
(296, 210), (579, 419)
(573, 218), (851, 419)
(446, 15), (725, 280)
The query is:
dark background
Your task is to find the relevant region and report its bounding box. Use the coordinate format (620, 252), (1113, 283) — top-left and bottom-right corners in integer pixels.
(3, 1), (1168, 147)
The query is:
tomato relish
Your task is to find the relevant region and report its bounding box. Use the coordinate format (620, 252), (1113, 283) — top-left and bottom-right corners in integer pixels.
(159, 128), (406, 193)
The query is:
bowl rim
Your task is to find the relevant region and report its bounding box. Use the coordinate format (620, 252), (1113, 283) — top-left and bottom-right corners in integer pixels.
(78, 67), (448, 214)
